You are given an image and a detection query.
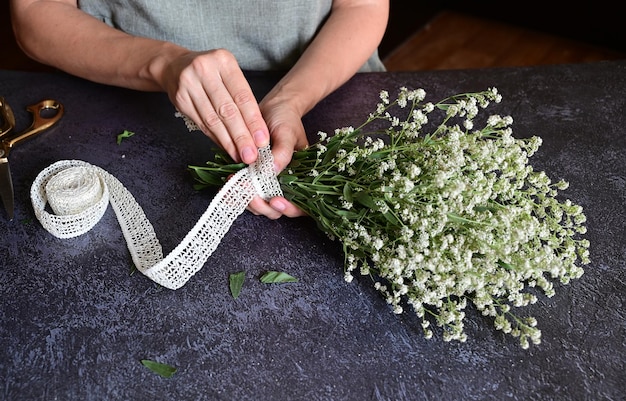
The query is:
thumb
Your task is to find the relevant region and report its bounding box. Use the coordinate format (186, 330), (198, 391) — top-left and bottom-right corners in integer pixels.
(270, 129), (308, 173)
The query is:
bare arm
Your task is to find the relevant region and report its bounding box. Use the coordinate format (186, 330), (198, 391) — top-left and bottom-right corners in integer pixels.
(11, 0), (270, 165)
(251, 0), (389, 218)
(260, 0), (389, 170)
(275, 0), (388, 112)
(11, 0), (180, 90)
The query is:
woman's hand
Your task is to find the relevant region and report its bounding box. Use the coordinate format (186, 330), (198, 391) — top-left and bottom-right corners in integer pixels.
(245, 95), (310, 219)
(163, 48), (271, 165)
(163, 50), (307, 219)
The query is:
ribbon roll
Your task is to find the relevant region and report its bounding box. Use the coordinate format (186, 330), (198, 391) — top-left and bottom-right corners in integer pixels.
(30, 146), (282, 290)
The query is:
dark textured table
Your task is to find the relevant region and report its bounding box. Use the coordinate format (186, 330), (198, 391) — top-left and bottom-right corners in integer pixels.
(1, 61), (625, 401)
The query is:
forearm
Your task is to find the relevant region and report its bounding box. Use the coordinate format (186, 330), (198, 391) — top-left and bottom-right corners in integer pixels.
(10, 0), (185, 91)
(263, 0), (389, 116)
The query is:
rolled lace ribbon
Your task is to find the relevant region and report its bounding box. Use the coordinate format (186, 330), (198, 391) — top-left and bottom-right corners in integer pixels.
(30, 146), (282, 290)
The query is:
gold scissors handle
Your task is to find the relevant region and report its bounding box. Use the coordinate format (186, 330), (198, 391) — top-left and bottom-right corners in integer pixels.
(2, 99), (64, 154)
(0, 97), (16, 137)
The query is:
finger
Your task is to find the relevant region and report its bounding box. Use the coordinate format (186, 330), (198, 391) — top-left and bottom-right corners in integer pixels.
(247, 196), (283, 220)
(185, 86), (240, 160)
(247, 196), (306, 219)
(202, 81), (257, 164)
(203, 53), (268, 164)
(270, 127), (308, 172)
(268, 197), (307, 218)
(173, 65), (241, 161)
(222, 70), (270, 150)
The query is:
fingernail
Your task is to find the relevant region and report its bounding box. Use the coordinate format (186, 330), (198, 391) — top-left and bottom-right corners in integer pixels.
(242, 147), (256, 164)
(253, 130), (268, 146)
(272, 198), (286, 212)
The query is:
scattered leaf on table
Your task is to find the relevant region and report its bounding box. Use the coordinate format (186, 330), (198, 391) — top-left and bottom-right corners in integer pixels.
(260, 271), (299, 283)
(141, 359), (177, 378)
(117, 129), (135, 145)
(229, 271), (246, 299)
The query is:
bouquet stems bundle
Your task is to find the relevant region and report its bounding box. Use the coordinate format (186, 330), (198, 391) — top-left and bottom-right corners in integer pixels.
(188, 87), (590, 348)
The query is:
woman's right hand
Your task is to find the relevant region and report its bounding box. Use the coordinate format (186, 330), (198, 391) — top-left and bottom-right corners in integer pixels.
(162, 48), (271, 165)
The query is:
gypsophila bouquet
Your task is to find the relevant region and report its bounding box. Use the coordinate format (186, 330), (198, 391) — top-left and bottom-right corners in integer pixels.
(188, 87), (590, 348)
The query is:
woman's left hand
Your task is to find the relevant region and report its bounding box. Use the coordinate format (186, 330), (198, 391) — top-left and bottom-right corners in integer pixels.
(246, 96), (309, 218)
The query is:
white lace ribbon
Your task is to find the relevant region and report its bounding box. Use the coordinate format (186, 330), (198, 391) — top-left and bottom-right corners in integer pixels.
(30, 146), (282, 290)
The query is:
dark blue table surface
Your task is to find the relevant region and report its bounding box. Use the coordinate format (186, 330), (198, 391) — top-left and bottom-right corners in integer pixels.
(1, 61), (625, 401)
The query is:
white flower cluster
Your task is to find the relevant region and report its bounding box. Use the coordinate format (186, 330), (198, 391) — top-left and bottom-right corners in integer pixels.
(190, 87), (590, 349)
(279, 87), (589, 348)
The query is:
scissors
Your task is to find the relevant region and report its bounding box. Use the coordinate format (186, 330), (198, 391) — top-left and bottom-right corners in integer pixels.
(0, 97), (64, 220)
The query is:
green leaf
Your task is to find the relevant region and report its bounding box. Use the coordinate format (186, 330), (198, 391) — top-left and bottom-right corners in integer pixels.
(447, 212), (484, 225)
(192, 183), (211, 191)
(260, 271), (299, 283)
(369, 151), (387, 159)
(188, 167), (226, 186)
(212, 149), (237, 164)
(322, 142), (340, 164)
(215, 162), (247, 173)
(355, 192), (377, 209)
(229, 271), (246, 299)
(292, 148), (315, 160)
(313, 217), (330, 233)
(287, 159), (301, 168)
(382, 210), (401, 225)
(342, 182), (353, 203)
(334, 209), (361, 220)
(317, 200), (336, 220)
(279, 174), (299, 185)
(141, 360), (177, 378)
(116, 129), (135, 145)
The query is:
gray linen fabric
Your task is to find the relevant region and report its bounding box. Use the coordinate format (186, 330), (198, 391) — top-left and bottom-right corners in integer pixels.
(77, 0), (385, 71)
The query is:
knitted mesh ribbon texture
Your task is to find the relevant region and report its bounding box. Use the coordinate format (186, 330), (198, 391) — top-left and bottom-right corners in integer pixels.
(30, 146), (282, 290)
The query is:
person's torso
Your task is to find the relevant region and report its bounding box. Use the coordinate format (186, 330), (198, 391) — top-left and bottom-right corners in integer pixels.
(77, 0), (383, 71)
